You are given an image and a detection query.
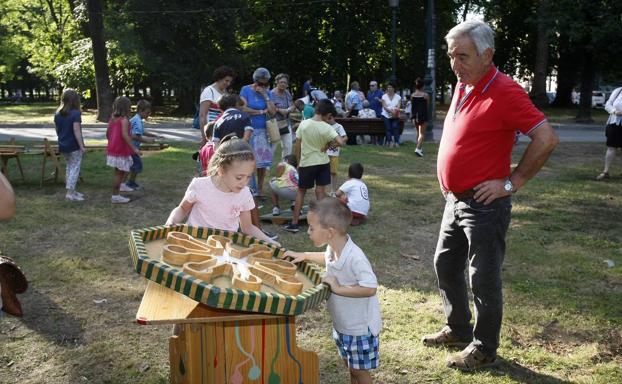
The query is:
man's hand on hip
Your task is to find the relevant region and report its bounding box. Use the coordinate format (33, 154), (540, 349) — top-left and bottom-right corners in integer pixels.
(473, 179), (511, 205)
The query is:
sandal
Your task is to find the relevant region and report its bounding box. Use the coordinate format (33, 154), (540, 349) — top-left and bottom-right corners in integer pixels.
(596, 172), (610, 181)
(446, 345), (498, 371)
(422, 326), (471, 348)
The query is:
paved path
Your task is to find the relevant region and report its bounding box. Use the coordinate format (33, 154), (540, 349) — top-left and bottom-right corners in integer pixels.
(0, 121), (606, 143)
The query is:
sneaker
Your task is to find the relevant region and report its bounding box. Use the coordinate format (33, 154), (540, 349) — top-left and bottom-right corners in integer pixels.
(65, 192), (84, 202)
(120, 183), (135, 192)
(596, 172), (609, 181)
(73, 191), (84, 198)
(111, 195), (130, 204)
(261, 229), (279, 241)
(415, 148), (424, 157)
(126, 181), (140, 189)
(446, 345), (498, 371)
(282, 223), (300, 233)
(272, 207), (281, 216)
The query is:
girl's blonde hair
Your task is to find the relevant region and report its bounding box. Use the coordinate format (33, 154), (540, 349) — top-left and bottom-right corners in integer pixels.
(112, 96), (132, 118)
(208, 135), (255, 176)
(56, 89), (81, 116)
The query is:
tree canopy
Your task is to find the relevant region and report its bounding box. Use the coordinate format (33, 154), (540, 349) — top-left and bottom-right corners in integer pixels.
(1, 0), (620, 120)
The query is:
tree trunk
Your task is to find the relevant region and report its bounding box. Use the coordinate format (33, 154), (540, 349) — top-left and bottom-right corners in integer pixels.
(87, 0), (113, 122)
(552, 32), (576, 107)
(529, 0), (550, 108)
(175, 87), (196, 115)
(576, 47), (594, 123)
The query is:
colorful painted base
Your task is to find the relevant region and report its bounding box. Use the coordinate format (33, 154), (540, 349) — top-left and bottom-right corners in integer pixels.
(137, 281), (319, 384)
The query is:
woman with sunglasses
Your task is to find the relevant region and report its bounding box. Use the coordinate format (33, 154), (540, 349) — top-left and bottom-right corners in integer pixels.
(240, 67), (277, 198)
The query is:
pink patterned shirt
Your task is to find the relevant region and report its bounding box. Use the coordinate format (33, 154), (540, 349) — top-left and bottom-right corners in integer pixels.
(183, 176), (255, 231)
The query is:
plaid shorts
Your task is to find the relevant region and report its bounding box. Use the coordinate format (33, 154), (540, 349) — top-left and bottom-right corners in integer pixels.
(332, 328), (380, 370)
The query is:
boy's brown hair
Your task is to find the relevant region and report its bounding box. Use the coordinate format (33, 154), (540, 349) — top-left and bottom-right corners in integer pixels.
(136, 99), (151, 113)
(309, 197), (351, 234)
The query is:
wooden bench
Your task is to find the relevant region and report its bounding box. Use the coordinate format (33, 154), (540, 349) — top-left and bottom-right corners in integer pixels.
(335, 117), (404, 138)
(0, 139), (26, 182)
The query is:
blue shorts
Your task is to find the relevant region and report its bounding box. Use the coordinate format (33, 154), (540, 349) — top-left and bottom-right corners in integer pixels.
(332, 328), (380, 370)
(130, 154), (143, 173)
(298, 163), (330, 189)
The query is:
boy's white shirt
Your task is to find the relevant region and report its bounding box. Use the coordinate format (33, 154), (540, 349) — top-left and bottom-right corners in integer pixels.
(339, 178), (370, 216)
(324, 235), (382, 336)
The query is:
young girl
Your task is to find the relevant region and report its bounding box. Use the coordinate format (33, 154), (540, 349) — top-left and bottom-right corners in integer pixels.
(106, 96), (140, 204)
(54, 89), (86, 201)
(166, 136), (278, 245)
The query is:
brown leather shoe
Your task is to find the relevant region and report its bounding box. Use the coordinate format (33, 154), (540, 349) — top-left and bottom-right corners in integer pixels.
(446, 345), (498, 371)
(0, 256), (28, 317)
(422, 326), (471, 348)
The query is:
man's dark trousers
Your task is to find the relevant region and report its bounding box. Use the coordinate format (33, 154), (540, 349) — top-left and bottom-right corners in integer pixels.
(433, 193), (512, 356)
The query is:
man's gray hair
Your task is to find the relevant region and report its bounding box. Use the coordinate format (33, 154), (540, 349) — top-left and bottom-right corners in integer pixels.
(252, 67), (271, 82)
(445, 20), (495, 55)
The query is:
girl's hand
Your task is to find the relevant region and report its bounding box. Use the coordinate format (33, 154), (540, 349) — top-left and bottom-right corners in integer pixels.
(269, 239), (281, 247)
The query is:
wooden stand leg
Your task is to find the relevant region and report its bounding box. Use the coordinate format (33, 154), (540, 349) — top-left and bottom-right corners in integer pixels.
(170, 317), (319, 384)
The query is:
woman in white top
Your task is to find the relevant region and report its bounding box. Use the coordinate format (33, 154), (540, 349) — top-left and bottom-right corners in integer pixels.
(199, 66), (235, 142)
(381, 82), (402, 148)
(597, 87), (622, 180)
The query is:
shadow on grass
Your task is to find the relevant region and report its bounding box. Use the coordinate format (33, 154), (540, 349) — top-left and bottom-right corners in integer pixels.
(493, 357), (573, 384)
(20, 288), (84, 346)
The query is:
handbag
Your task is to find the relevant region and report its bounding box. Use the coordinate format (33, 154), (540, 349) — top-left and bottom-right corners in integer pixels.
(266, 115), (281, 143)
(277, 119), (289, 135)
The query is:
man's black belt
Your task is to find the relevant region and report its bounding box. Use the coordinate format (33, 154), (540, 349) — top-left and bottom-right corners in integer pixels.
(450, 189), (476, 200)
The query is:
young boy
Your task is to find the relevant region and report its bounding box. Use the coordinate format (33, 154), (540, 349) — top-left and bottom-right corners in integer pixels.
(286, 197), (382, 383)
(123, 100), (162, 190)
(336, 163), (370, 226)
(283, 99), (347, 233)
(212, 93), (254, 148)
(326, 115), (348, 195)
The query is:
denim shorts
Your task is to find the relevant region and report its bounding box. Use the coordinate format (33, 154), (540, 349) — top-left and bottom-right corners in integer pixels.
(130, 154), (143, 173)
(332, 328), (380, 370)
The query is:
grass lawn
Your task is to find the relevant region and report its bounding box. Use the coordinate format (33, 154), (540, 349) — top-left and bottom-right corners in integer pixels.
(0, 140), (620, 383)
(0, 102), (192, 125)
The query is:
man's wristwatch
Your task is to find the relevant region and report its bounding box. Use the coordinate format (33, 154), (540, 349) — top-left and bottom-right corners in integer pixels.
(503, 178), (514, 194)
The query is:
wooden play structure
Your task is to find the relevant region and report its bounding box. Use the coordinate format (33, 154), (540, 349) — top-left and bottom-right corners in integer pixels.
(130, 225), (331, 383)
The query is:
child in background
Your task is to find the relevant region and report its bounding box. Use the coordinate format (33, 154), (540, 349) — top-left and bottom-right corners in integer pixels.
(286, 197), (382, 383)
(106, 96), (140, 204)
(123, 100), (162, 190)
(165, 136), (278, 245)
(54, 89), (86, 201)
(326, 115), (348, 195)
(198, 122), (215, 176)
(269, 154), (299, 216)
(283, 99), (347, 233)
(212, 93), (254, 147)
(336, 163), (370, 226)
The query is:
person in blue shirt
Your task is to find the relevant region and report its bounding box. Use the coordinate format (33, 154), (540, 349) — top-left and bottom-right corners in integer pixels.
(302, 75), (313, 97)
(367, 80), (384, 117)
(54, 89), (86, 201)
(123, 100), (163, 190)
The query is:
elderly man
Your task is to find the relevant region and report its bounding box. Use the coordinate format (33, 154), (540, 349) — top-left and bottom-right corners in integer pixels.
(367, 80), (383, 117)
(345, 81), (364, 117)
(422, 20), (558, 371)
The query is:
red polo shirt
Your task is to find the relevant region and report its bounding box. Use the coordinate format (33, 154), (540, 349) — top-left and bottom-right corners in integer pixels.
(437, 65), (547, 193)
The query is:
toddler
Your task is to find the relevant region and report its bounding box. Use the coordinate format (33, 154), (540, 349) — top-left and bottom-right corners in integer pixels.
(286, 197), (382, 383)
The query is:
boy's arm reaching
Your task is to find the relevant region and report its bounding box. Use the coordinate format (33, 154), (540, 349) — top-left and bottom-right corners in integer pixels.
(322, 276), (377, 298)
(284, 250), (326, 265)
